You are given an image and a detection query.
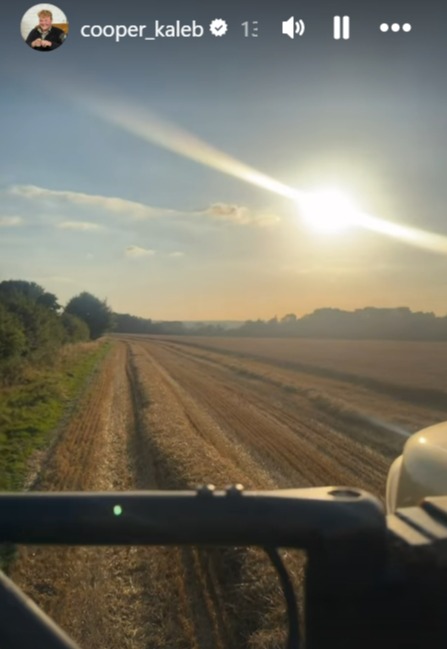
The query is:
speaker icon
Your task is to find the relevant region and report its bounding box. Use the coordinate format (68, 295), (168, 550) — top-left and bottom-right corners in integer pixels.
(282, 16), (305, 39)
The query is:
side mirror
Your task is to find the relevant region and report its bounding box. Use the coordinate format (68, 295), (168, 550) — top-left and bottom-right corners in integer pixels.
(386, 421), (447, 513)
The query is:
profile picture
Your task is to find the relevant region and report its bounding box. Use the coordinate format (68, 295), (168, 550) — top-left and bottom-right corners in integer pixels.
(21, 4), (68, 52)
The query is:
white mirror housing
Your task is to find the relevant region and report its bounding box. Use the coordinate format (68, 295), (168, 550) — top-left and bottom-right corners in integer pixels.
(386, 421), (447, 514)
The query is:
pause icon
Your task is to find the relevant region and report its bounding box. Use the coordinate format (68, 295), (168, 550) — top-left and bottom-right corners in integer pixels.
(333, 15), (350, 40)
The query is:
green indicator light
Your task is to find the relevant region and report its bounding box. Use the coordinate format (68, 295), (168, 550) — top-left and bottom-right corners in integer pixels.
(113, 505), (123, 516)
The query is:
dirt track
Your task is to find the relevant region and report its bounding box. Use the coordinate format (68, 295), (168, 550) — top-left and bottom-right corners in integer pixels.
(11, 335), (440, 649)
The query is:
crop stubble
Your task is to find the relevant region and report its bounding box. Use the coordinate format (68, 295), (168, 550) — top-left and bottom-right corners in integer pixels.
(10, 336), (446, 648)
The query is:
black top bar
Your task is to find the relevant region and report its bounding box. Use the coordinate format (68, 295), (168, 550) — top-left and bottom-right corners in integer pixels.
(0, 487), (385, 574)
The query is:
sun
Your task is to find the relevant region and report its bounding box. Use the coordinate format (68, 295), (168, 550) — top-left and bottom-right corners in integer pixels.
(298, 187), (360, 232)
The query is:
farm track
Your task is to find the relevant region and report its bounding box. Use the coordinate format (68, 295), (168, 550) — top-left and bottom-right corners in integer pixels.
(10, 342), (269, 648)
(10, 334), (438, 648)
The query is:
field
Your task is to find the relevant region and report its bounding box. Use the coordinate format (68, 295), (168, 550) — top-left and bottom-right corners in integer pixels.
(8, 335), (447, 649)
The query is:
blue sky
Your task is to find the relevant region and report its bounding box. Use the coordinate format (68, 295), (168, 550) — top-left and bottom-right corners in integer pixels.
(1, 0), (446, 319)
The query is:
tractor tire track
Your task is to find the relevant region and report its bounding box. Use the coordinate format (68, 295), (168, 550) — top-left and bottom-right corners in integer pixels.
(135, 338), (389, 497)
(10, 342), (237, 649)
(10, 333), (402, 649)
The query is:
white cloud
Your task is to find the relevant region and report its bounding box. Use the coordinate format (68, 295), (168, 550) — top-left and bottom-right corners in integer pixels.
(168, 251), (185, 257)
(10, 185), (178, 221)
(125, 245), (156, 258)
(8, 185), (280, 228)
(57, 221), (102, 231)
(204, 203), (280, 227)
(0, 215), (23, 227)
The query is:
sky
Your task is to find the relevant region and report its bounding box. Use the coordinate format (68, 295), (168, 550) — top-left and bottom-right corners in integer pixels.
(0, 0), (446, 320)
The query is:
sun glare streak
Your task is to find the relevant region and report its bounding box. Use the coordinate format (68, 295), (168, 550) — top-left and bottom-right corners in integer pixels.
(354, 211), (447, 254)
(85, 97), (301, 201)
(296, 189), (447, 252)
(83, 94), (447, 255)
(362, 415), (412, 438)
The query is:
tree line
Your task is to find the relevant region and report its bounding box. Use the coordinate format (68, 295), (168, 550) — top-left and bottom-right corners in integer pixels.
(112, 306), (447, 340)
(0, 280), (113, 385)
(112, 313), (185, 336)
(3, 278), (447, 388)
(221, 307), (447, 339)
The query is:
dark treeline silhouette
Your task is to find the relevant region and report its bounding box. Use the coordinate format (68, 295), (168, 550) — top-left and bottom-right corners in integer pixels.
(112, 313), (186, 336)
(113, 306), (447, 341)
(0, 280), (112, 385)
(226, 307), (447, 340)
(66, 292), (113, 340)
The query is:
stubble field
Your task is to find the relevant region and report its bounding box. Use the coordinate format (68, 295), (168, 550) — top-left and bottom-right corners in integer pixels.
(9, 335), (447, 649)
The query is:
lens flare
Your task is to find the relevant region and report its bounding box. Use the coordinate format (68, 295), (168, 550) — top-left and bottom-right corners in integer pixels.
(81, 92), (447, 255)
(298, 187), (360, 232)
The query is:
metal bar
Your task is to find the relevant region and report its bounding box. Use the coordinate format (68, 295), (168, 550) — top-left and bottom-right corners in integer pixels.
(0, 570), (80, 649)
(0, 488), (386, 574)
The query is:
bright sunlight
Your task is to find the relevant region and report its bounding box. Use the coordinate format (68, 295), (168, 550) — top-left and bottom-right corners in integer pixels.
(297, 187), (360, 233)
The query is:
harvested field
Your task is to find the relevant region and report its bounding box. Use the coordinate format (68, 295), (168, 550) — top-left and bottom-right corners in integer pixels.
(9, 335), (447, 648)
(161, 335), (447, 391)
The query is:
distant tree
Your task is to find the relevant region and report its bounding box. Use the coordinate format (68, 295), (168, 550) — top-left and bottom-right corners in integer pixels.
(156, 321), (186, 335)
(188, 323), (225, 336)
(0, 280), (60, 311)
(1, 295), (65, 362)
(0, 303), (26, 361)
(113, 313), (159, 334)
(281, 313), (297, 324)
(37, 291), (60, 311)
(236, 319), (270, 336)
(65, 292), (113, 339)
(60, 312), (90, 343)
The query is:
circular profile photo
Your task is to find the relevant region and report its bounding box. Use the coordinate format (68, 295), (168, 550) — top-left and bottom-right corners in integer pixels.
(21, 4), (68, 52)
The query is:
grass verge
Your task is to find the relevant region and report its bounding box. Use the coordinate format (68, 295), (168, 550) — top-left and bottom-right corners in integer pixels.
(0, 340), (112, 492)
(0, 340), (112, 571)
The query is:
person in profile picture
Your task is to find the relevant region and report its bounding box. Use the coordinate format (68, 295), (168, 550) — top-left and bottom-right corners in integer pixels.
(25, 9), (65, 51)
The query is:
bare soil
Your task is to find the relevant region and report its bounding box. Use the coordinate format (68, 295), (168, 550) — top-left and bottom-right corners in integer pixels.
(10, 335), (441, 648)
